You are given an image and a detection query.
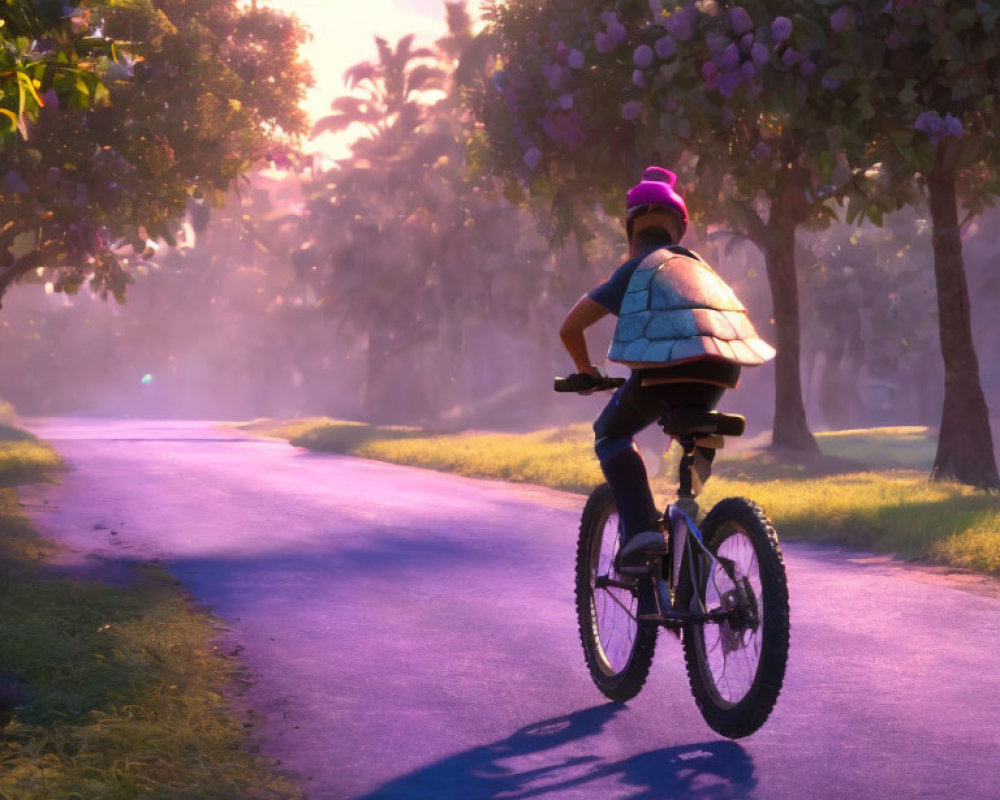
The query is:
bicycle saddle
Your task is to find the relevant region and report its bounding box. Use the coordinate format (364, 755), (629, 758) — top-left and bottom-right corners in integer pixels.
(659, 407), (746, 438)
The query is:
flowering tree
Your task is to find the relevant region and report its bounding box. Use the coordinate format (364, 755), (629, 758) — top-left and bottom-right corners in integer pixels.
(0, 0), (310, 308)
(822, 0), (1000, 487)
(474, 0), (912, 452)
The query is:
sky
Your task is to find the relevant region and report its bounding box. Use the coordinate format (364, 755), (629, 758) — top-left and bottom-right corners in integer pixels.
(263, 0), (474, 161)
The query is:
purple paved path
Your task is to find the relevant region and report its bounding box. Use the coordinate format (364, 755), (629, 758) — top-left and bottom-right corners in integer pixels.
(19, 419), (1000, 800)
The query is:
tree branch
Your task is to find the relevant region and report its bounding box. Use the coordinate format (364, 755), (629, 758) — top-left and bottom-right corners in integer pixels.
(0, 248), (48, 309)
(731, 199), (767, 249)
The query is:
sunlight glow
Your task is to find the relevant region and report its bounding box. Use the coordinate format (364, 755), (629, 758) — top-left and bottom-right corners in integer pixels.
(261, 1), (472, 161)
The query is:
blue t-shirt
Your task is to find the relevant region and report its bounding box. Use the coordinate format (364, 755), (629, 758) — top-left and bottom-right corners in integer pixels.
(587, 255), (643, 316)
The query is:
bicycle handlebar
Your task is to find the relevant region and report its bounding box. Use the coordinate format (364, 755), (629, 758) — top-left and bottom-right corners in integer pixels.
(553, 373), (626, 393)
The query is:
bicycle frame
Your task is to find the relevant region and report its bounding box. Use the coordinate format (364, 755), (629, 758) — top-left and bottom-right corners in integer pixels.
(657, 504), (739, 621)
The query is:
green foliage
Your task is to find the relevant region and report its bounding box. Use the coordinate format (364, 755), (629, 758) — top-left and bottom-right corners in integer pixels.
(475, 0), (885, 241)
(825, 1), (1000, 215)
(0, 1), (109, 140)
(0, 424), (63, 486)
(0, 0), (312, 307)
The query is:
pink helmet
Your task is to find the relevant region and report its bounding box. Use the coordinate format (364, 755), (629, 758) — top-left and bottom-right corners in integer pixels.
(626, 166), (688, 242)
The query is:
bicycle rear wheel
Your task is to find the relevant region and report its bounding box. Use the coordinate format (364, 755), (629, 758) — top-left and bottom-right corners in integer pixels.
(575, 483), (657, 702)
(681, 497), (789, 738)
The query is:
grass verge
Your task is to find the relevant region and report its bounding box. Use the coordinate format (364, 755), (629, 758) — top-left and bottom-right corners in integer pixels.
(0, 428), (301, 799)
(241, 417), (1000, 576)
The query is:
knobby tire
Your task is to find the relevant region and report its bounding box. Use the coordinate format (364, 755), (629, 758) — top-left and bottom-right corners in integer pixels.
(575, 484), (657, 702)
(680, 497), (790, 738)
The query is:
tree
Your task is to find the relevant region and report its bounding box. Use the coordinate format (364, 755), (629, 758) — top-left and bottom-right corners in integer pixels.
(824, 0), (1000, 488)
(473, 0), (906, 452)
(0, 1), (108, 142)
(302, 5), (562, 425)
(799, 211), (940, 429)
(0, 0), (311, 308)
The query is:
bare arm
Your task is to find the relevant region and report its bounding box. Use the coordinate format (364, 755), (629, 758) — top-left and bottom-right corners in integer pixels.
(559, 295), (610, 376)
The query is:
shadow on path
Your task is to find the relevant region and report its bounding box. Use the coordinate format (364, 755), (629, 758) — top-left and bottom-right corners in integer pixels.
(359, 705), (756, 800)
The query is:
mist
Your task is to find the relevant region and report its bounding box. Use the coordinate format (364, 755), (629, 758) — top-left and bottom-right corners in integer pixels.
(2, 166), (998, 446)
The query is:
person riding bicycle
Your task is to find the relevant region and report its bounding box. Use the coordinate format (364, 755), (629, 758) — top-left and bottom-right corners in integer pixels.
(559, 166), (775, 572)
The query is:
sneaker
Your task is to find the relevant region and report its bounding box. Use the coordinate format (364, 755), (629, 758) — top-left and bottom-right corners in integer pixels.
(615, 530), (668, 576)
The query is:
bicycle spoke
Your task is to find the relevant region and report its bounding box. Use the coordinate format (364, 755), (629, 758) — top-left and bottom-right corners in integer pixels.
(590, 512), (639, 674)
(695, 528), (766, 705)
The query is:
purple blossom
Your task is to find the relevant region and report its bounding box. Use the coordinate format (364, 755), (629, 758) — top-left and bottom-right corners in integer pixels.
(701, 60), (719, 81)
(740, 32), (755, 54)
(799, 59), (817, 77)
(558, 93), (574, 110)
(663, 6), (695, 41)
(752, 141), (771, 160)
(523, 147), (542, 170)
(607, 22), (628, 44)
(600, 11), (619, 27)
(568, 49), (585, 69)
(4, 171), (28, 194)
(750, 41), (769, 66)
(771, 16), (793, 43)
(720, 42), (741, 71)
(821, 73), (842, 90)
(634, 44), (654, 69)
(655, 34), (677, 59)
(42, 88), (59, 109)
(729, 6), (754, 37)
(595, 31), (615, 53)
(632, 69), (646, 87)
(741, 61), (757, 79)
(717, 71), (742, 97)
(830, 5), (853, 33)
(943, 113), (964, 138)
(781, 47), (802, 67)
(914, 110), (965, 144)
(621, 100), (644, 121)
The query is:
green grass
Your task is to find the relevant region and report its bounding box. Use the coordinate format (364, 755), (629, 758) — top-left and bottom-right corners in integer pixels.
(0, 424), (64, 488)
(0, 430), (302, 799)
(815, 425), (936, 469)
(247, 417), (1000, 576)
(235, 418), (603, 494)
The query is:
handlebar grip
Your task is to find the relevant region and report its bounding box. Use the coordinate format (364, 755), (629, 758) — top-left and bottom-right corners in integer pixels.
(554, 374), (626, 393)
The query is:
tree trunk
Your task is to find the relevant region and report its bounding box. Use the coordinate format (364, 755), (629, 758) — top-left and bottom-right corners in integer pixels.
(761, 218), (819, 452)
(926, 149), (999, 489)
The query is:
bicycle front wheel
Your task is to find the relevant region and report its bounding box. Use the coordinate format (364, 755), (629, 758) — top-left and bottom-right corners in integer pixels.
(575, 484), (657, 702)
(682, 497), (789, 738)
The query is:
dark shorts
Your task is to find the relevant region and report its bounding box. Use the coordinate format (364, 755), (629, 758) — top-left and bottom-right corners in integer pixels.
(593, 373), (726, 453)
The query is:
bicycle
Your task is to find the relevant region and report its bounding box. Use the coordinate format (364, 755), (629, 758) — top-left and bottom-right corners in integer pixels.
(554, 372), (790, 739)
